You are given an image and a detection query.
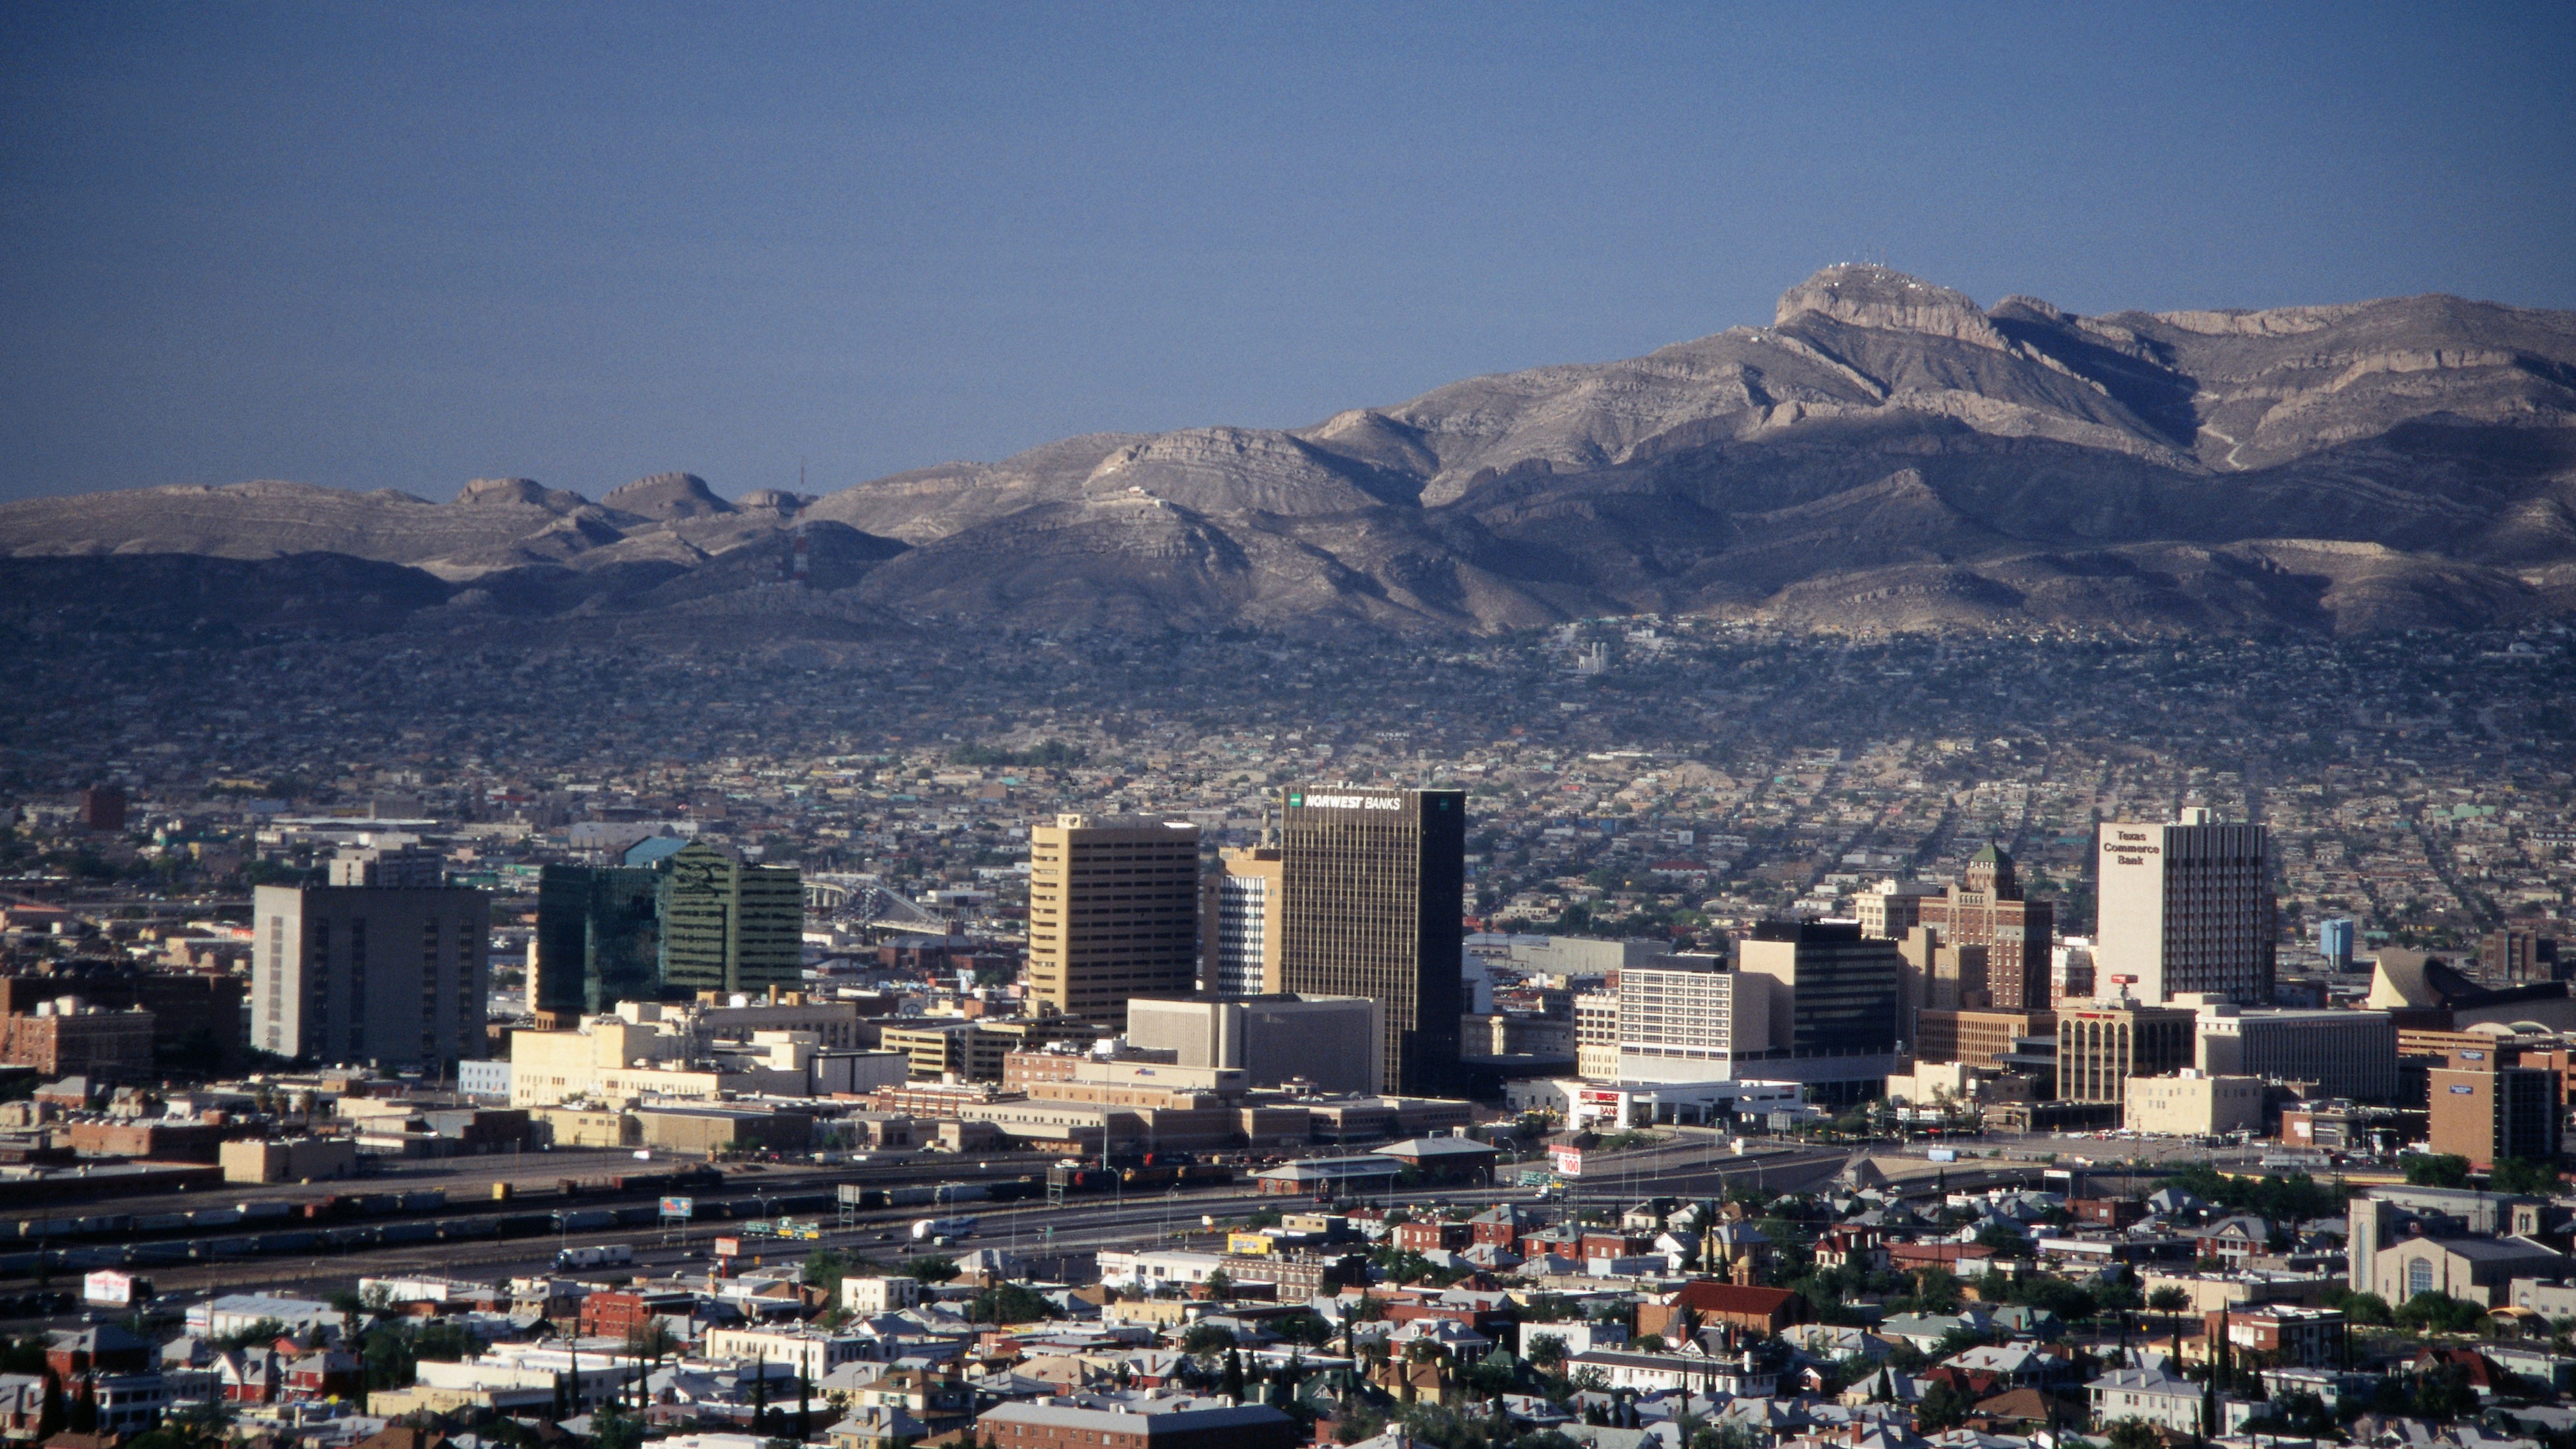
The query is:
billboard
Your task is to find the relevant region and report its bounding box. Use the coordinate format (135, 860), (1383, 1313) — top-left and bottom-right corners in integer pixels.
(661, 1196), (694, 1219)
(1551, 1146), (1585, 1178)
(83, 1270), (137, 1307)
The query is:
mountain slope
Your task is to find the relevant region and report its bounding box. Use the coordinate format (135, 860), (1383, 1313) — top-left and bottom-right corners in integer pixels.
(7, 264), (2573, 637)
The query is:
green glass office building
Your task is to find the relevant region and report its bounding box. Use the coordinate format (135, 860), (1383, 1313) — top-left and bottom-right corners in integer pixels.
(658, 842), (804, 996)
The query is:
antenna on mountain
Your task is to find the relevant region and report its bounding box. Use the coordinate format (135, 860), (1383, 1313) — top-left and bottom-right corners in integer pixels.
(799, 457), (806, 494)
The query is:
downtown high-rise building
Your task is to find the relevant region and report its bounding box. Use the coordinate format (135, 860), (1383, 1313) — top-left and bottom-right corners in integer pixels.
(2095, 809), (2275, 1004)
(1027, 814), (1202, 1028)
(1919, 844), (2055, 1009)
(656, 842), (804, 998)
(535, 864), (666, 1017)
(1203, 845), (1282, 997)
(251, 883), (491, 1066)
(1278, 786), (1464, 1096)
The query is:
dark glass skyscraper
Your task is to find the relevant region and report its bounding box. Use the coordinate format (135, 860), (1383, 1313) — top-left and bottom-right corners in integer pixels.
(1278, 786), (1464, 1096)
(535, 864), (665, 1015)
(658, 842), (804, 996)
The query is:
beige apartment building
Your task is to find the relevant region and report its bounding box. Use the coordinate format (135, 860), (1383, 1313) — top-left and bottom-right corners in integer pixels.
(1027, 815), (1202, 1028)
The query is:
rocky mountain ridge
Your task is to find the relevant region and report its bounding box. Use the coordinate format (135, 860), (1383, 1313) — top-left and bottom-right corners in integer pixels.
(7, 264), (2574, 637)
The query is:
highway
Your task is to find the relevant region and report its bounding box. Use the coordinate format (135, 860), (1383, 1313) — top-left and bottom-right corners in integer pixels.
(7, 1131), (2126, 1328)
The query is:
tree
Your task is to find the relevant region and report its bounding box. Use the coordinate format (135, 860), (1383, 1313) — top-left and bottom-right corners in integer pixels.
(593, 1404), (645, 1449)
(901, 1255), (959, 1284)
(2404, 1154), (2474, 1189)
(2323, 1286), (2393, 1326)
(1222, 1349), (1247, 1404)
(971, 1282), (1055, 1325)
(1914, 1380), (1973, 1432)
(2414, 1360), (2478, 1421)
(803, 1247), (853, 1294)
(1182, 1324), (1238, 1358)
(2492, 1158), (2565, 1196)
(1972, 1224), (2032, 1258)
(2394, 1293), (2486, 1336)
(1205, 1270), (1236, 1300)
(1525, 1334), (1567, 1371)
(2103, 1418), (2162, 1449)
(2146, 1285), (2191, 1340)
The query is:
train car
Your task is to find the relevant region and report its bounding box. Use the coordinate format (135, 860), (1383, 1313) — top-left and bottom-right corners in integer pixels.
(259, 1231), (318, 1253)
(555, 1210), (613, 1232)
(239, 1202), (293, 1225)
(130, 1242), (193, 1265)
(396, 1191), (447, 1213)
(378, 1222), (436, 1245)
(133, 1212), (191, 1234)
(73, 1215), (133, 1237)
(0, 1252), (42, 1276)
(441, 1216), (499, 1240)
(496, 1212), (552, 1237)
(202, 1237), (257, 1260)
(189, 1208), (245, 1229)
(1178, 1164), (1234, 1185)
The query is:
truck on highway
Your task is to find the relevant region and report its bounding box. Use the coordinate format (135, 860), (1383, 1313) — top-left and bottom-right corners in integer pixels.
(911, 1216), (977, 1243)
(554, 1244), (634, 1270)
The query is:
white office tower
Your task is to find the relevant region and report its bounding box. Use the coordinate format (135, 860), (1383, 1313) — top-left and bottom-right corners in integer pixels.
(1203, 846), (1281, 997)
(2096, 808), (2275, 1005)
(1612, 954), (1770, 1083)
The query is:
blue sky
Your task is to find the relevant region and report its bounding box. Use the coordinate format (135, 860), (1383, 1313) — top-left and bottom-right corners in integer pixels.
(3, 1), (2571, 504)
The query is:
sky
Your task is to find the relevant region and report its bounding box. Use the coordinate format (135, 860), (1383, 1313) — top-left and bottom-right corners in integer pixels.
(3, 1), (2573, 505)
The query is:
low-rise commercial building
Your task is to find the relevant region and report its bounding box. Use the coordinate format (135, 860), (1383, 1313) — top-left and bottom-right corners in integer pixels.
(2195, 1003), (2398, 1102)
(2428, 1065), (2563, 1169)
(219, 1137), (359, 1184)
(1125, 994), (1383, 1094)
(973, 1397), (1298, 1449)
(2123, 1071), (2265, 1136)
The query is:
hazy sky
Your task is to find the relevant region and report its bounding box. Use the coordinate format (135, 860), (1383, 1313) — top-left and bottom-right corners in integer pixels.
(4, 2), (2571, 505)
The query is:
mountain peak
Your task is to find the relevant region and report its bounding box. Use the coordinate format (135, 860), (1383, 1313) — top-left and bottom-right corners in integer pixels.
(1775, 263), (2007, 350)
(603, 471), (732, 520)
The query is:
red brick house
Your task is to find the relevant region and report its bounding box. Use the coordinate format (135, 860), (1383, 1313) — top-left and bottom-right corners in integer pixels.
(1635, 1280), (1802, 1339)
(1392, 1221), (1470, 1254)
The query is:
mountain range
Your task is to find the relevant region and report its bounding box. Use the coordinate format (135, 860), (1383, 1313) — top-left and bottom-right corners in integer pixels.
(8, 264), (2575, 638)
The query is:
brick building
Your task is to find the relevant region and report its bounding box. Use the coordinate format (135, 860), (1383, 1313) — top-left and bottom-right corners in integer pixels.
(1918, 846), (2056, 1010)
(1636, 1280), (1802, 1338)
(0, 1003), (154, 1077)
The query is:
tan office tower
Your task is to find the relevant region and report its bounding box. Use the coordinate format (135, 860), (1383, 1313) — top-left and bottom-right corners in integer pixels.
(2097, 809), (2275, 1004)
(1027, 814), (1202, 1030)
(1203, 846), (1284, 996)
(1278, 786), (1466, 1097)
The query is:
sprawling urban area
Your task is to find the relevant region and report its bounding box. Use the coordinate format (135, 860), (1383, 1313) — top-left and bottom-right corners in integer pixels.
(2, 618), (2574, 1449)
